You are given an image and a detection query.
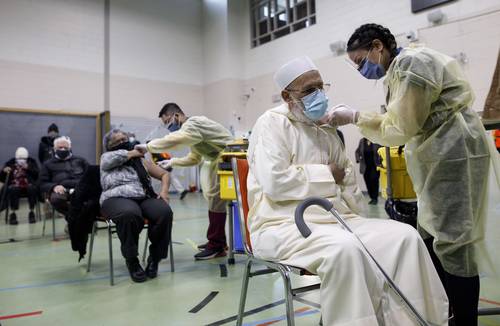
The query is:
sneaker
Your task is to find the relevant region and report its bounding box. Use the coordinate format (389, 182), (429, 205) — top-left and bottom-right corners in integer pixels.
(9, 213), (18, 225)
(194, 248), (226, 260)
(180, 190), (189, 200)
(28, 211), (36, 224)
(368, 199), (378, 205)
(126, 258), (147, 283)
(197, 243), (208, 250)
(197, 243), (228, 251)
(145, 256), (160, 279)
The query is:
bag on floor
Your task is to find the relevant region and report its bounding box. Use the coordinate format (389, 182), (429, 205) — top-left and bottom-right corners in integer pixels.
(384, 198), (418, 228)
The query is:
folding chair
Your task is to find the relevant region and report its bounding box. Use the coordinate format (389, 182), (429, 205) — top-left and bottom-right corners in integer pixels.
(231, 158), (321, 326)
(41, 198), (58, 240)
(4, 198), (41, 224)
(86, 217), (174, 286)
(1, 173), (42, 224)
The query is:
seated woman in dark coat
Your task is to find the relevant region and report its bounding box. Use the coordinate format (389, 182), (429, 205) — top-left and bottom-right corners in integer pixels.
(100, 129), (173, 283)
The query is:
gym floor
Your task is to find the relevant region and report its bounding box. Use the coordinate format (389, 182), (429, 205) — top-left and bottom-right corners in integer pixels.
(0, 192), (499, 326)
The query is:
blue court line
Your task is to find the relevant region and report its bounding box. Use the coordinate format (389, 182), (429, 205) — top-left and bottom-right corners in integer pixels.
(242, 309), (320, 326)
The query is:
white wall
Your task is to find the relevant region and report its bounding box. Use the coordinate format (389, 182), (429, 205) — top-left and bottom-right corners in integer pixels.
(241, 0), (500, 79)
(110, 0), (203, 85)
(109, 0), (204, 119)
(0, 0), (104, 112)
(0, 0), (205, 119)
(225, 0), (500, 190)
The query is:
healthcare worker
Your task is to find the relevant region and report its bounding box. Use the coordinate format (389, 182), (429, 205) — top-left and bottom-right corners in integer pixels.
(136, 103), (234, 260)
(328, 23), (500, 326)
(248, 56), (449, 326)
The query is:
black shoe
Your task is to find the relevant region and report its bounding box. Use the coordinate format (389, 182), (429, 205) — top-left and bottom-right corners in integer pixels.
(194, 248), (226, 260)
(145, 256), (160, 279)
(29, 211), (36, 224)
(180, 190), (189, 200)
(368, 199), (378, 205)
(126, 258), (147, 283)
(9, 213), (18, 225)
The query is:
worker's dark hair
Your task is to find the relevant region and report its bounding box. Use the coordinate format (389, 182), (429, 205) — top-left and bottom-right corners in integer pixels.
(158, 102), (184, 117)
(347, 23), (398, 58)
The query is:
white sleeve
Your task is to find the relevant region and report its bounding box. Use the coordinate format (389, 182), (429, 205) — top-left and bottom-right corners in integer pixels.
(249, 114), (338, 202)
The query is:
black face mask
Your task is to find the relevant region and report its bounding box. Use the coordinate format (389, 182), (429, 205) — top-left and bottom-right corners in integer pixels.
(110, 141), (133, 151)
(55, 149), (71, 160)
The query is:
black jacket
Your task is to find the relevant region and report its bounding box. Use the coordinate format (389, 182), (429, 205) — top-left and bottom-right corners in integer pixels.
(355, 138), (381, 175)
(68, 165), (101, 261)
(0, 157), (39, 211)
(39, 155), (88, 194)
(0, 157), (39, 185)
(38, 136), (56, 163)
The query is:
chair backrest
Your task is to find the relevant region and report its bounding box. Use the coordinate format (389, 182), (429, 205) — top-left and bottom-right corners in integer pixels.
(231, 157), (253, 255)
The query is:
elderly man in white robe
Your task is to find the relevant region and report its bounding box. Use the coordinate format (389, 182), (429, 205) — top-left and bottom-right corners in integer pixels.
(246, 56), (449, 326)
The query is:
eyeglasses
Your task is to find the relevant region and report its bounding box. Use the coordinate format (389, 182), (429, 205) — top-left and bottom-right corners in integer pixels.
(286, 82), (331, 96)
(344, 56), (368, 71)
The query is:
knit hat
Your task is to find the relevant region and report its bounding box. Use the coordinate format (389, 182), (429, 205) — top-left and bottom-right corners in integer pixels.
(48, 123), (59, 133)
(15, 147), (29, 159)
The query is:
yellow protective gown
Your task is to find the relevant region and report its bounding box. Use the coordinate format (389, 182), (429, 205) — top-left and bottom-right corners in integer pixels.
(247, 104), (448, 326)
(356, 46), (500, 277)
(147, 116), (234, 212)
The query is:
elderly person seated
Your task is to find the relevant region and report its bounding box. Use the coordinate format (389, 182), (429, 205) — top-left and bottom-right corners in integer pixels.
(39, 136), (88, 218)
(247, 56), (449, 325)
(100, 129), (173, 283)
(0, 147), (39, 224)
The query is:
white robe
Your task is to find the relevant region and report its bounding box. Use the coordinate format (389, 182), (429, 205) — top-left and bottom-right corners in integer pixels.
(247, 104), (449, 326)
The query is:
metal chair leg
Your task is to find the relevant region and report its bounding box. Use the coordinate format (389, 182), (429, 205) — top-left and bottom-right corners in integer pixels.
(236, 259), (253, 326)
(87, 222), (97, 272)
(107, 222), (114, 286)
(5, 206), (8, 224)
(36, 201), (42, 221)
(278, 266), (295, 326)
(142, 233), (149, 264)
(41, 208), (46, 237)
(51, 207), (56, 241)
(228, 202), (235, 264)
(169, 237), (174, 272)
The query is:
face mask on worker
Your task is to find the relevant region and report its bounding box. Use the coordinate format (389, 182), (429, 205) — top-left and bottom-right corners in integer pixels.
(55, 149), (72, 160)
(299, 89), (329, 121)
(167, 116), (181, 132)
(359, 49), (386, 80)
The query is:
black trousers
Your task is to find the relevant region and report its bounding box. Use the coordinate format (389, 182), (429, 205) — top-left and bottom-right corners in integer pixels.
(363, 165), (379, 201)
(8, 185), (37, 210)
(424, 238), (479, 326)
(101, 197), (173, 261)
(49, 192), (70, 216)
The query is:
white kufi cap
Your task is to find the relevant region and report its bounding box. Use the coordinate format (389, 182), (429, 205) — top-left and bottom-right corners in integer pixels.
(274, 56), (318, 90)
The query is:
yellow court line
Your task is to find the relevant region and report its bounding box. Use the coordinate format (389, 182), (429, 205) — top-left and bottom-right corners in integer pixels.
(185, 238), (199, 251)
(478, 316), (500, 326)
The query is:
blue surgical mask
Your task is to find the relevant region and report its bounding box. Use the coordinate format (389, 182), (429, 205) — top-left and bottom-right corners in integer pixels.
(300, 89), (329, 121)
(359, 51), (386, 80)
(167, 121), (180, 132)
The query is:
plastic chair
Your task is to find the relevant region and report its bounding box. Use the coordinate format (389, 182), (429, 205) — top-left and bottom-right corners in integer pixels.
(231, 158), (321, 326)
(86, 217), (174, 286)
